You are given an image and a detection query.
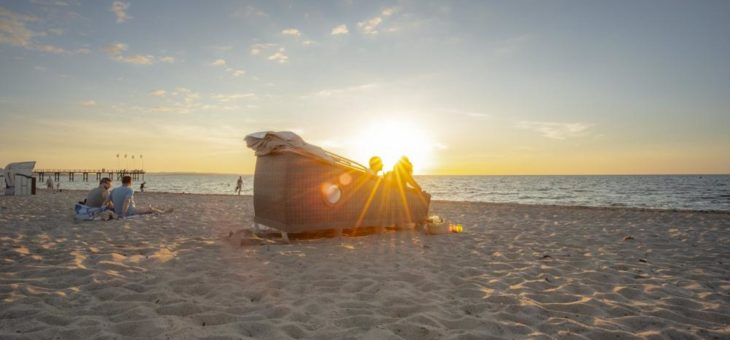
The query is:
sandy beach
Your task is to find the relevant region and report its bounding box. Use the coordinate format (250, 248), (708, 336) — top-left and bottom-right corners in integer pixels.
(1, 190), (728, 339)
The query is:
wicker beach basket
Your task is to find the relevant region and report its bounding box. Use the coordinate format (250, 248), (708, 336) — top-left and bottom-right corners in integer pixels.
(252, 150), (430, 239)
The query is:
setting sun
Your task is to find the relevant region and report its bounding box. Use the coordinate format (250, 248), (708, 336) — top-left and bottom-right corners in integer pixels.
(347, 120), (436, 174)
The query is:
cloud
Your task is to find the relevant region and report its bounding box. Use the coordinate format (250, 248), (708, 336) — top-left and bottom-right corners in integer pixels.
(233, 5), (267, 18)
(0, 7), (85, 54)
(111, 1), (131, 23)
(142, 87), (257, 114)
(0, 7), (36, 47)
(381, 7), (396, 16)
(281, 28), (301, 37)
(225, 68), (245, 77)
(267, 48), (288, 63)
(358, 7), (397, 35)
(302, 40), (316, 46)
(211, 59), (244, 77)
(211, 93), (256, 102)
(104, 42), (167, 65)
(331, 24), (349, 35)
(250, 43), (276, 55)
(79, 100), (96, 107)
(515, 121), (592, 140)
(104, 42), (127, 55)
(311, 83), (378, 97)
(358, 17), (382, 35)
(116, 53), (154, 65)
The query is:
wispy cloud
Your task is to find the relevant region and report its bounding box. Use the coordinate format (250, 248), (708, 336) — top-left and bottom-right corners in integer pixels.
(104, 42), (170, 65)
(281, 28), (301, 37)
(302, 40), (316, 46)
(331, 24), (349, 35)
(232, 5), (267, 19)
(79, 100), (96, 107)
(227, 68), (246, 77)
(268, 48), (288, 63)
(250, 43), (276, 56)
(515, 121), (593, 140)
(211, 59), (244, 77)
(358, 7), (397, 35)
(0, 7), (88, 54)
(311, 83), (378, 97)
(111, 1), (131, 23)
(142, 87), (257, 114)
(210, 93), (256, 102)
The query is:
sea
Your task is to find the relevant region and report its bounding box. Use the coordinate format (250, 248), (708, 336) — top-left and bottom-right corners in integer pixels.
(13, 173), (730, 212)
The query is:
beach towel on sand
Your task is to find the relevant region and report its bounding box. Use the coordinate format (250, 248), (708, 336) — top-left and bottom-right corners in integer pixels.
(74, 203), (109, 221)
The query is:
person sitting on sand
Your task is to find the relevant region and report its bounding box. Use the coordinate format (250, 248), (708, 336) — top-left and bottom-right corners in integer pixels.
(85, 177), (113, 208)
(369, 156), (383, 176)
(107, 176), (170, 217)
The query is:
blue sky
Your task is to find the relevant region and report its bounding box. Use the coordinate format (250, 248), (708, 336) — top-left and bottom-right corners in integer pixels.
(1, 0), (729, 174)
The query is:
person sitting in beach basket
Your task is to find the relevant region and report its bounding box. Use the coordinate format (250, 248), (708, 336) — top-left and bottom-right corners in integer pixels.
(108, 176), (171, 218)
(369, 156), (383, 176)
(386, 156), (423, 192)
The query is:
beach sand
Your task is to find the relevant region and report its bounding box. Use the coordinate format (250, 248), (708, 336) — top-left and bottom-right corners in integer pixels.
(1, 190), (728, 339)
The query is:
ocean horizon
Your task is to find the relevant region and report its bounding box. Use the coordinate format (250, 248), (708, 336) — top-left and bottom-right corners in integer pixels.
(12, 173), (729, 212)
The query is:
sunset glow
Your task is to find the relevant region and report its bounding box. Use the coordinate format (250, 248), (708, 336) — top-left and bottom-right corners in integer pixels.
(347, 120), (436, 174)
(0, 1), (728, 174)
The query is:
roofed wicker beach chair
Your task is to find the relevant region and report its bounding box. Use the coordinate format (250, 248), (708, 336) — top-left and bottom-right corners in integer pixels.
(245, 131), (431, 242)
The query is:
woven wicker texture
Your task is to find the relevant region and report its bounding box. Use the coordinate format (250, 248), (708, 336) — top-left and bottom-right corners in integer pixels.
(253, 152), (430, 233)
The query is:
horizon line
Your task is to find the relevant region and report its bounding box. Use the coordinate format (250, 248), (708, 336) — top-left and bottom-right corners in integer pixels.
(142, 171), (730, 176)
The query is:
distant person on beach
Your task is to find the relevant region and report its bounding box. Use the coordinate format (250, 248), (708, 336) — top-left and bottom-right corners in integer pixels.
(108, 176), (169, 217)
(85, 177), (113, 208)
(56, 181), (61, 192)
(46, 177), (54, 191)
(235, 176), (243, 195)
(369, 156), (383, 176)
(140, 181), (146, 192)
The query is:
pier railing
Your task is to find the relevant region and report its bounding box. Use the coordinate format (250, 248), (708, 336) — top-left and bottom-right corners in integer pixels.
(33, 169), (145, 182)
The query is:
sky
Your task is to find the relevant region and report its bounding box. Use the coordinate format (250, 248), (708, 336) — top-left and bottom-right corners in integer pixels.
(1, 0), (729, 175)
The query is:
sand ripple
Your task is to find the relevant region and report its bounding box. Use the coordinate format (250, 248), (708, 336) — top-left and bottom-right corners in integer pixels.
(1, 191), (728, 339)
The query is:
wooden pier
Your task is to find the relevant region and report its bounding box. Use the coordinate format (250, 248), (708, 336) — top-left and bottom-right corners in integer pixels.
(33, 169), (145, 182)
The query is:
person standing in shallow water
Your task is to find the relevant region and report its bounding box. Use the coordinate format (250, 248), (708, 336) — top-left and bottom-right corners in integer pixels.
(235, 176), (243, 195)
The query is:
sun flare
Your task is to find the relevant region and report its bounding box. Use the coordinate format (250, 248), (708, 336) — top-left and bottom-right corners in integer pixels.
(347, 120), (435, 174)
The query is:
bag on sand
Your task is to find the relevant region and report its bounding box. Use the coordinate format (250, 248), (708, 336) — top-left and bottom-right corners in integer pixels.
(424, 215), (463, 235)
(74, 203), (109, 221)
